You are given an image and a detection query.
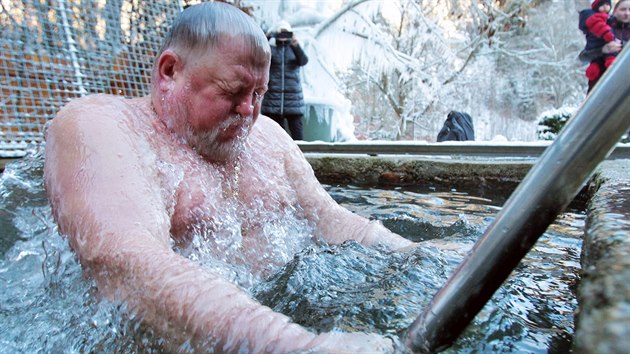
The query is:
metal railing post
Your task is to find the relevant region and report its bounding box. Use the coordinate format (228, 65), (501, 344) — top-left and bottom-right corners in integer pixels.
(405, 46), (630, 353)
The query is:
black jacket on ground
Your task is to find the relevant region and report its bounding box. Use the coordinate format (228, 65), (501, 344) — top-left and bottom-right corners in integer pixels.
(261, 40), (309, 116)
(437, 111), (475, 142)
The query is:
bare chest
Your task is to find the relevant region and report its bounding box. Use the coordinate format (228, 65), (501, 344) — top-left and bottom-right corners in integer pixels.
(161, 152), (314, 279)
(157, 148), (305, 245)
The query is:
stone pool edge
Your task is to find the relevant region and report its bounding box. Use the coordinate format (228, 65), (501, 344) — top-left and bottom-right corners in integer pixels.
(574, 160), (630, 354)
(305, 154), (630, 353)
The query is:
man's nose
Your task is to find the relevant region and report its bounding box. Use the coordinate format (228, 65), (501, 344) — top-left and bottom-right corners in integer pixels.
(235, 95), (255, 117)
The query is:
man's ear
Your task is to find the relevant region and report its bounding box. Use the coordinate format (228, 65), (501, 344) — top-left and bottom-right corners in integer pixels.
(156, 50), (182, 90)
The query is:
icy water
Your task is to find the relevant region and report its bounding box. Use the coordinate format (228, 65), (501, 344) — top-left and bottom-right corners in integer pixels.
(0, 148), (584, 353)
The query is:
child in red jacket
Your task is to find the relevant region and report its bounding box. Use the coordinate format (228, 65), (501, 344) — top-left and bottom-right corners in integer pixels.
(579, 0), (615, 83)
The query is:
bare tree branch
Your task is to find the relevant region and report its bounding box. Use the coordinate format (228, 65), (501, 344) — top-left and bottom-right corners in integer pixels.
(314, 0), (372, 38)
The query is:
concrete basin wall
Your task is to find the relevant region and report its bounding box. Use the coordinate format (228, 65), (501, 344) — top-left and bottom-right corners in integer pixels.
(305, 153), (533, 187)
(574, 160), (630, 354)
(305, 153), (630, 353)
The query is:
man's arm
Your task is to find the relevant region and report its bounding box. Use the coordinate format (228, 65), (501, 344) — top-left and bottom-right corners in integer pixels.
(277, 122), (413, 249)
(44, 96), (393, 352)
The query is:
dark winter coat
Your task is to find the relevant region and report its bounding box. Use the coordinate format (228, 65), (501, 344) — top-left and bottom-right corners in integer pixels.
(610, 16), (630, 44)
(261, 40), (309, 116)
(437, 111), (475, 142)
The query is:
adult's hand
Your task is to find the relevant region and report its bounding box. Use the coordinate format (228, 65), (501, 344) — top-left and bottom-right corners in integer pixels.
(602, 39), (623, 54)
(310, 332), (395, 353)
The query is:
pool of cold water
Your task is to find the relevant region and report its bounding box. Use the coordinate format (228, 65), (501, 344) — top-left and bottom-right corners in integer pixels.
(1, 149), (584, 353)
(255, 183), (584, 353)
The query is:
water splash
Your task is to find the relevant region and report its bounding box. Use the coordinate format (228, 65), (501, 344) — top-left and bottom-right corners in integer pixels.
(0, 149), (584, 353)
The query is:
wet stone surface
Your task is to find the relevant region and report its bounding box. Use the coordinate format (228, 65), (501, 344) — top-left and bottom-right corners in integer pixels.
(306, 154), (532, 188)
(575, 160), (630, 354)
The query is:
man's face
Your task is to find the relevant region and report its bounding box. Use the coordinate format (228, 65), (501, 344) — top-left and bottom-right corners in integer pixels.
(163, 39), (270, 162)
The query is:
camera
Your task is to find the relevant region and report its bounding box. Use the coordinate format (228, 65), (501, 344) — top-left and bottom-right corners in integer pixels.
(276, 31), (293, 40)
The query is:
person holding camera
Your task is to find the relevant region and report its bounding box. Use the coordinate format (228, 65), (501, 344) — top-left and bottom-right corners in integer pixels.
(261, 20), (309, 140)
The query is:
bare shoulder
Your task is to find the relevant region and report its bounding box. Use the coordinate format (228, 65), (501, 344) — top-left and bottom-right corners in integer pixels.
(250, 114), (318, 180)
(54, 94), (128, 121)
(45, 94), (156, 174)
(250, 115), (301, 153)
(48, 94), (150, 143)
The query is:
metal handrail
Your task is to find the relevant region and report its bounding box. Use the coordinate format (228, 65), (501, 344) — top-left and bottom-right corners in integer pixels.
(404, 46), (630, 353)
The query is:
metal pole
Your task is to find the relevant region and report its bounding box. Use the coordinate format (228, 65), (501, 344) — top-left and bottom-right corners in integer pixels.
(405, 46), (630, 353)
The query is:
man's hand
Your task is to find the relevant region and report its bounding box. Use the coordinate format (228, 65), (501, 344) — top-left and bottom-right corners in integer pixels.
(311, 331), (395, 353)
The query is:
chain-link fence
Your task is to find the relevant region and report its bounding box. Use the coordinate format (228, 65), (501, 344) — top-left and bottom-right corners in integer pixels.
(0, 0), (202, 157)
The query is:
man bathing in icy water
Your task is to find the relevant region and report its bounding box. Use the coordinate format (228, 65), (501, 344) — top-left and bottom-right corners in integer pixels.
(44, 3), (416, 352)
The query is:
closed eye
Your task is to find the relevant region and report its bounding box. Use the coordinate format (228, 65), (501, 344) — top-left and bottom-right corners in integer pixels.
(253, 91), (264, 105)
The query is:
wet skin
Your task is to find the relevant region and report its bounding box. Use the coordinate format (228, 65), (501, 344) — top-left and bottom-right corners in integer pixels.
(44, 38), (412, 352)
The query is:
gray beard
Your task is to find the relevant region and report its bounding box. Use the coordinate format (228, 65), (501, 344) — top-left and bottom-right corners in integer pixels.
(183, 114), (253, 163)
(159, 90), (253, 163)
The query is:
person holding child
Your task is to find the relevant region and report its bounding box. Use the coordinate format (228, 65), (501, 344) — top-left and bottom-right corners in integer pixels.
(579, 0), (630, 92)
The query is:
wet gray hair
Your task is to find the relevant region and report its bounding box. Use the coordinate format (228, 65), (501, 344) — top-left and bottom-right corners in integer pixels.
(154, 2), (270, 68)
